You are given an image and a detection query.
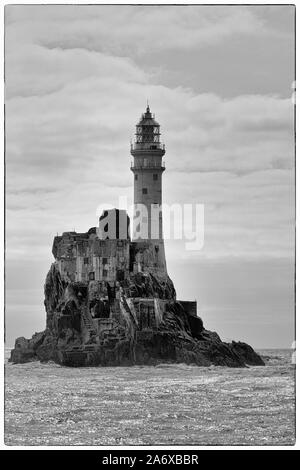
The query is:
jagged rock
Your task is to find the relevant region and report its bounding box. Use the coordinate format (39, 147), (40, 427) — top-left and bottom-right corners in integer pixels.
(9, 238), (264, 368)
(9, 331), (46, 363)
(229, 341), (265, 366)
(9, 337), (35, 363)
(122, 272), (176, 300)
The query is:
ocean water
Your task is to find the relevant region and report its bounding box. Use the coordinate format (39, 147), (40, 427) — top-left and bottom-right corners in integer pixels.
(4, 348), (295, 446)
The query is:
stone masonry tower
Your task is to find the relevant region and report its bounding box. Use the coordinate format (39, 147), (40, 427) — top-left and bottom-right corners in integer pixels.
(130, 105), (167, 273)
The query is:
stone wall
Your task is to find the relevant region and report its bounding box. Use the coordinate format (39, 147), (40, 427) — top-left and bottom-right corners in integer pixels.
(53, 231), (130, 284)
(179, 300), (197, 317)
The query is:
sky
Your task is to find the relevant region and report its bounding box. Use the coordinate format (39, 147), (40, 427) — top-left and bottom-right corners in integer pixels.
(5, 4), (295, 348)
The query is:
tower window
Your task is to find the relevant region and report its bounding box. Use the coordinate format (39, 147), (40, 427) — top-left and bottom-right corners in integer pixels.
(135, 174), (138, 180)
(102, 269), (108, 278)
(102, 257), (108, 265)
(84, 257), (89, 265)
(89, 272), (95, 281)
(153, 174), (158, 181)
(142, 188), (148, 195)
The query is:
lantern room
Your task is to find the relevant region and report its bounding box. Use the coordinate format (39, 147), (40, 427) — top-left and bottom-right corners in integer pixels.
(131, 104), (165, 154)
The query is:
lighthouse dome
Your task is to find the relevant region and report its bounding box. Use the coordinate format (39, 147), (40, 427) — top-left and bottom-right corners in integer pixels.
(136, 105), (160, 127)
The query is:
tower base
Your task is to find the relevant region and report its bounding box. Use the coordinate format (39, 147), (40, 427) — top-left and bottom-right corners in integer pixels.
(130, 240), (167, 274)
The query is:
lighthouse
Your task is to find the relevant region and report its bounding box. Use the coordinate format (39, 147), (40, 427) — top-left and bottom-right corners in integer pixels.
(130, 105), (167, 273)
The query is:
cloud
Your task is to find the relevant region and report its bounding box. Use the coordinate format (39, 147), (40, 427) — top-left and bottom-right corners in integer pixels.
(5, 44), (147, 99)
(6, 5), (266, 57)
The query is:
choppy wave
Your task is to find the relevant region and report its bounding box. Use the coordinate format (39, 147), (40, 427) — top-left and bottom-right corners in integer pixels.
(4, 348), (295, 446)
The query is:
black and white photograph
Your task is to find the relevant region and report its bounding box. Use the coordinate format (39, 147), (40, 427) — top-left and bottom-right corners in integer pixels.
(3, 2), (296, 449)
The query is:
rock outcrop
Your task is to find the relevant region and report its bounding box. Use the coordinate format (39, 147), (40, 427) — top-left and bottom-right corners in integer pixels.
(10, 261), (264, 367)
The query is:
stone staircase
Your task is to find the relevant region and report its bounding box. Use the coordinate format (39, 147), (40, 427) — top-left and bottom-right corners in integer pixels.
(82, 311), (94, 333)
(120, 295), (138, 327)
(81, 305), (97, 341)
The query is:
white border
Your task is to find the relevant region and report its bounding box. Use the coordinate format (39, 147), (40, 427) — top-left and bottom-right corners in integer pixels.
(1, 0), (297, 451)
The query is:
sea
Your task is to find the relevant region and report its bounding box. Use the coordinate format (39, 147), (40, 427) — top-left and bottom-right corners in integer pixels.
(4, 348), (295, 446)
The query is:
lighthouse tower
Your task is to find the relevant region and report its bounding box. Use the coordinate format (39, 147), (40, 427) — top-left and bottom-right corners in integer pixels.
(130, 105), (167, 273)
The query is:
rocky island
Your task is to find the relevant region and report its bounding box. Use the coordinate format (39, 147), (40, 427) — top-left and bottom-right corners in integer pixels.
(10, 105), (264, 368)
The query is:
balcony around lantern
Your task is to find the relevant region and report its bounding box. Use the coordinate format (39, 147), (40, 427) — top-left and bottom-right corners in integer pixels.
(130, 160), (166, 171)
(130, 142), (166, 159)
(131, 141), (165, 151)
